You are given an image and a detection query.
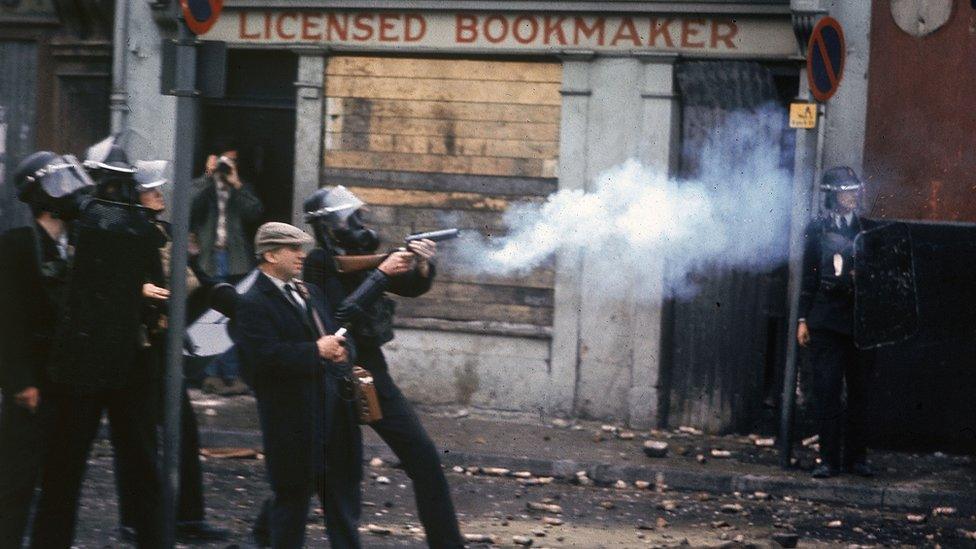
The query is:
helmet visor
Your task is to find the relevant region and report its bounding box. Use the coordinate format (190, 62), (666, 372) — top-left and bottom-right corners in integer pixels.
(134, 160), (169, 192)
(36, 155), (96, 198)
(307, 185), (364, 228)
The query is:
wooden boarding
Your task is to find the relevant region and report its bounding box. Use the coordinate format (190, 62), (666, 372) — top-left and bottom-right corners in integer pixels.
(326, 132), (558, 160)
(325, 116), (558, 142)
(345, 186), (547, 212)
(328, 56), (562, 83)
(326, 75), (562, 106)
(326, 98), (561, 124)
(325, 150), (557, 178)
(395, 299), (553, 326)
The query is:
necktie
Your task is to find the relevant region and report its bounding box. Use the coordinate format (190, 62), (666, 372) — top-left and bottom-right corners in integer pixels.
(284, 283), (306, 312)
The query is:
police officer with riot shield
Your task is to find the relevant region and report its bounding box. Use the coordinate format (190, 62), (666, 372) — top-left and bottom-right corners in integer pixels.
(798, 166), (876, 479)
(0, 151), (93, 547)
(28, 136), (165, 547)
(301, 186), (465, 548)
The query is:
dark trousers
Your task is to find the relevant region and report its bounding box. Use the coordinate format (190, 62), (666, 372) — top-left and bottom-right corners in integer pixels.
(0, 393), (56, 548)
(117, 383), (204, 526)
(808, 329), (875, 469)
(369, 377), (464, 548)
(30, 382), (162, 549)
(265, 399), (362, 549)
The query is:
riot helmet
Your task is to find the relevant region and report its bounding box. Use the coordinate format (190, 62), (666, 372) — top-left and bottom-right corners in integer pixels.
(820, 166), (862, 213)
(303, 185), (379, 254)
(11, 150), (95, 217)
(84, 132), (152, 205)
(134, 160), (169, 216)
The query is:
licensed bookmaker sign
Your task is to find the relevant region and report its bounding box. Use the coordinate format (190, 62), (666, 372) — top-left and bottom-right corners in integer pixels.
(203, 10), (798, 57)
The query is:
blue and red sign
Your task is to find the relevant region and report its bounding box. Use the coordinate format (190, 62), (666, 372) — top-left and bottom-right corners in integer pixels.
(180, 0), (223, 35)
(806, 16), (845, 102)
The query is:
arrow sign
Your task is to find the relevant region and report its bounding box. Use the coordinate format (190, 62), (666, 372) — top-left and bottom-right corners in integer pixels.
(806, 16), (845, 102)
(180, 0), (224, 35)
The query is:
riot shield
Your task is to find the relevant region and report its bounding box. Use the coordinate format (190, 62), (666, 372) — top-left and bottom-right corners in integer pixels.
(854, 220), (976, 349)
(47, 200), (160, 390)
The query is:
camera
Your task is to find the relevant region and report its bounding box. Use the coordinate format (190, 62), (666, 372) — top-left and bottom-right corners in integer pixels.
(215, 155), (234, 176)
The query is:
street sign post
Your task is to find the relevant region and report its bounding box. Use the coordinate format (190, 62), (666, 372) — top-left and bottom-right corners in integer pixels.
(806, 16), (845, 102)
(180, 0), (224, 35)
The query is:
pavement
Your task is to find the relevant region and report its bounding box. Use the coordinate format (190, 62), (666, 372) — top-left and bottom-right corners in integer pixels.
(189, 391), (976, 517)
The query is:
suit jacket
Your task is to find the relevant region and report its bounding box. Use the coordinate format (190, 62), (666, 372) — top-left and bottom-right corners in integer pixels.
(234, 272), (355, 489)
(0, 226), (67, 394)
(189, 175), (264, 277)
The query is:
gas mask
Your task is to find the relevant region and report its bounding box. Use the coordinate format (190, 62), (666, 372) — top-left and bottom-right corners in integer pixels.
(304, 185), (379, 254)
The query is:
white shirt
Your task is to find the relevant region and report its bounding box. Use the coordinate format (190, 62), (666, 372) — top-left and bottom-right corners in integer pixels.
(831, 212), (854, 229)
(263, 273), (306, 311)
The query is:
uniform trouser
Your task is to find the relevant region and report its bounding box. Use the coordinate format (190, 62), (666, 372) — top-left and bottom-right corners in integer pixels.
(266, 397), (362, 549)
(252, 373), (463, 549)
(0, 392), (56, 548)
(117, 383), (204, 526)
(30, 378), (162, 549)
(808, 329), (875, 469)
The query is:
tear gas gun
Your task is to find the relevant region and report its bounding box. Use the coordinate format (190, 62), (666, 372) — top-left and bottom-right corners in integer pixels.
(334, 228), (460, 273)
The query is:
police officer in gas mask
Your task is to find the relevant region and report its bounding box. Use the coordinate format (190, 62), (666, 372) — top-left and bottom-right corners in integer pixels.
(302, 186), (465, 548)
(798, 166), (876, 479)
(0, 151), (93, 547)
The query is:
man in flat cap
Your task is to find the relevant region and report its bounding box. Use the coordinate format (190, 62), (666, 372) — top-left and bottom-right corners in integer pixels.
(798, 166), (876, 479)
(234, 222), (362, 548)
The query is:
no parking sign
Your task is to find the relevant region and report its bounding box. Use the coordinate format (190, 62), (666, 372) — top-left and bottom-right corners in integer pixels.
(806, 17), (845, 102)
(180, 0), (224, 35)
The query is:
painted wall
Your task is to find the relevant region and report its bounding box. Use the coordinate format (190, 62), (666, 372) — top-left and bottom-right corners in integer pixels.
(863, 0), (976, 221)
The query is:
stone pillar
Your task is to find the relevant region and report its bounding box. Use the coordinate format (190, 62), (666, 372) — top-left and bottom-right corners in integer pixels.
(546, 52), (593, 417)
(291, 49), (327, 228)
(628, 55), (680, 429)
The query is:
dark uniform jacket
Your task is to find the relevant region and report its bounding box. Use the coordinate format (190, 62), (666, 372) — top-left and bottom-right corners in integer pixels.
(799, 215), (875, 335)
(303, 248), (434, 397)
(234, 272), (355, 489)
(0, 225), (68, 395)
(189, 176), (264, 277)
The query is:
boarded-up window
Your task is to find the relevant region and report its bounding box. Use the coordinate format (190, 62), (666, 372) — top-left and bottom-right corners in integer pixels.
(323, 56), (561, 330)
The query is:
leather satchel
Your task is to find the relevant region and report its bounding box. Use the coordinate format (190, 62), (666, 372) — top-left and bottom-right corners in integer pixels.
(353, 366), (383, 424)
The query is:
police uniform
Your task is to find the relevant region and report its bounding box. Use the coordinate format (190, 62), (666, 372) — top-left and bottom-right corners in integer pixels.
(799, 167), (875, 478)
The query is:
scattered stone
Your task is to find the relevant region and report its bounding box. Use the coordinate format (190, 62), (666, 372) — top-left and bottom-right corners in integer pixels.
(826, 520), (842, 528)
(771, 532), (799, 548)
(482, 467), (510, 477)
(531, 528), (546, 537)
(754, 437), (776, 447)
(452, 466), (464, 474)
(643, 440), (669, 458)
(753, 491), (771, 501)
(721, 503), (744, 514)
(543, 517), (564, 526)
(551, 418), (571, 428)
(733, 534), (745, 543)
(601, 424), (619, 433)
(454, 408), (470, 419)
(655, 472), (667, 493)
(696, 492), (712, 501)
(711, 520), (731, 528)
(592, 433), (606, 443)
(474, 437), (487, 445)
(636, 522), (655, 531)
(366, 524), (391, 535)
(375, 476), (391, 485)
(802, 434), (820, 447)
(675, 446), (690, 456)
(906, 513), (927, 524)
(656, 517), (668, 528)
(614, 480), (628, 489)
(199, 447), (259, 459)
(519, 477), (555, 486)
(635, 480), (651, 490)
(527, 502), (563, 514)
(465, 466), (480, 474)
(204, 408), (218, 417)
(369, 457), (384, 468)
(618, 431), (636, 440)
(711, 449), (733, 459)
(678, 426), (703, 435)
(719, 532), (730, 541)
(512, 535), (534, 546)
(696, 454), (707, 464)
(599, 501), (616, 510)
(658, 500), (679, 512)
(514, 471), (533, 479)
(932, 506), (957, 516)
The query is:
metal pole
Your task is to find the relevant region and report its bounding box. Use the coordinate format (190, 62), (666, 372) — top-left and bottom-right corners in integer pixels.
(778, 70), (822, 468)
(161, 21), (199, 549)
(109, 0), (129, 133)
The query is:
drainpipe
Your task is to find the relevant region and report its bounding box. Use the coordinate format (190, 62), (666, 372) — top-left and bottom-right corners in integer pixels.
(109, 0), (129, 133)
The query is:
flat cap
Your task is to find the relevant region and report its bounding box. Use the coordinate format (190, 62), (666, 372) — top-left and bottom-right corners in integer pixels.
(254, 222), (314, 258)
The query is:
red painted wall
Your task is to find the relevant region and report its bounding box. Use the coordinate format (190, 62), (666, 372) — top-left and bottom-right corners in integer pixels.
(863, 0), (976, 221)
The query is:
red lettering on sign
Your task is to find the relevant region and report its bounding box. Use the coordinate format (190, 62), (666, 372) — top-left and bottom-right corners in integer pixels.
(611, 17), (641, 46)
(456, 14), (478, 43)
(378, 14), (399, 41)
(263, 11), (273, 40)
(543, 16), (567, 45)
(483, 15), (508, 44)
(710, 19), (738, 48)
(352, 14), (374, 41)
(405, 14), (426, 42)
(649, 18), (674, 47)
(574, 17), (605, 46)
(276, 12), (297, 40)
(680, 18), (706, 48)
(513, 15), (539, 44)
(301, 13), (322, 40)
(326, 13), (348, 41)
(239, 12), (260, 39)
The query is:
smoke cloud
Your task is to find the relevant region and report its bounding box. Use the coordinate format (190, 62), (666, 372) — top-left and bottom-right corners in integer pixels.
(449, 105), (793, 298)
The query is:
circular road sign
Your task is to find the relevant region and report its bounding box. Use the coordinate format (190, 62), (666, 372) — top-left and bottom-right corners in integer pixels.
(806, 16), (845, 102)
(180, 0), (224, 35)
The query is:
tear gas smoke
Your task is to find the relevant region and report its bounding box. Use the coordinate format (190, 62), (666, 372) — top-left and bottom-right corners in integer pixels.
(449, 106), (793, 298)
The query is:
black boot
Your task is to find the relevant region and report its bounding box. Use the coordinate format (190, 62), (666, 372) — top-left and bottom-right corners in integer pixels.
(811, 463), (838, 478)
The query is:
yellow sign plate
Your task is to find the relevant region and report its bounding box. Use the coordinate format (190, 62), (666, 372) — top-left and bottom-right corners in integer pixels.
(789, 102), (817, 129)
